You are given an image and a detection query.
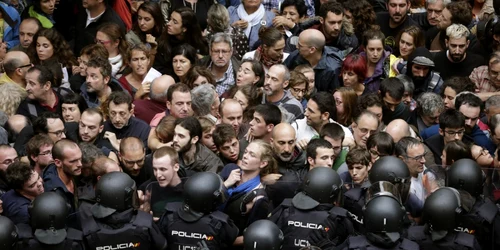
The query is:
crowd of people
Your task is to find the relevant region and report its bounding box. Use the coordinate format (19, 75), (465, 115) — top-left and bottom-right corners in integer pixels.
(0, 0), (500, 249)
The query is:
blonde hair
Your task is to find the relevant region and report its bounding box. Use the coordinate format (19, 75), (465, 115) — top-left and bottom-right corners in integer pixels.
(446, 24), (470, 40)
(0, 83), (27, 116)
(250, 140), (278, 177)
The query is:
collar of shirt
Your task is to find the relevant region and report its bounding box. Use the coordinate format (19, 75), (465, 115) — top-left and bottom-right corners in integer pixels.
(86, 9), (106, 27)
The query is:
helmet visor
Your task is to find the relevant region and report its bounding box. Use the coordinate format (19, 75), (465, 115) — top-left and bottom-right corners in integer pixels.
(365, 181), (403, 206)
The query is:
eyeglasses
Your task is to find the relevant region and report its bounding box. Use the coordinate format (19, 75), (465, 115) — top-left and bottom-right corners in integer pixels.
(47, 129), (66, 137)
(291, 87), (306, 94)
(444, 130), (465, 136)
(18, 63), (33, 69)
(474, 147), (489, 160)
(122, 157), (145, 166)
(211, 49), (231, 55)
(405, 152), (426, 161)
(38, 150), (52, 156)
(95, 39), (112, 45)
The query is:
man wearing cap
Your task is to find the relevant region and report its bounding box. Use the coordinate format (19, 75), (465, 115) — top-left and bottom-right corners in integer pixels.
(404, 47), (443, 99)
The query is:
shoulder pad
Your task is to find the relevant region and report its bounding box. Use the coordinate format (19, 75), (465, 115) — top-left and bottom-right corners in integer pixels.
(280, 198), (293, 207)
(16, 224), (33, 239)
(209, 211), (230, 223)
(66, 228), (83, 241)
(133, 210), (154, 227)
(454, 232), (476, 248)
(477, 199), (499, 224)
(349, 235), (369, 248)
(165, 202), (182, 212)
(407, 226), (427, 241)
(400, 238), (420, 250)
(344, 188), (363, 201)
(329, 206), (348, 218)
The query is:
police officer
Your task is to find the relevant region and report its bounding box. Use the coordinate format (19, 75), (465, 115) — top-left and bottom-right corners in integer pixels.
(80, 172), (167, 250)
(408, 187), (481, 249)
(16, 192), (84, 250)
(158, 172), (239, 249)
(0, 215), (18, 250)
(243, 220), (284, 250)
(446, 158), (500, 249)
(344, 156), (412, 234)
(338, 194), (419, 250)
(269, 167), (353, 249)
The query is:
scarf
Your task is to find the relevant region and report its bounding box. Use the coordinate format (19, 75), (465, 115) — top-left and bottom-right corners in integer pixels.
(255, 46), (282, 69)
(109, 54), (123, 78)
(227, 174), (261, 197)
(237, 4), (265, 37)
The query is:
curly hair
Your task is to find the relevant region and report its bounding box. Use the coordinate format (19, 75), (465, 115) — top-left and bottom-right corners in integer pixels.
(29, 28), (78, 66)
(0, 83), (27, 116)
(132, 2), (165, 43)
(207, 4), (230, 32)
(445, 1), (472, 27)
(342, 0), (378, 40)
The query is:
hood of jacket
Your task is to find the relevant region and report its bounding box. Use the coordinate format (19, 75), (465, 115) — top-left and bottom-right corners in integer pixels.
(406, 47), (435, 79)
(362, 49), (391, 83)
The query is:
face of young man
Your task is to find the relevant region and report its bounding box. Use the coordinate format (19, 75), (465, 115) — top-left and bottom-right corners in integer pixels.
(308, 147), (335, 168)
(172, 125), (197, 153)
(152, 155), (179, 187)
(219, 138), (239, 162)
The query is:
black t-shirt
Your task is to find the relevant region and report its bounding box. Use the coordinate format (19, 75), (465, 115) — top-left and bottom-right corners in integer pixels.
(433, 51), (486, 80)
(139, 178), (186, 217)
(377, 12), (419, 52)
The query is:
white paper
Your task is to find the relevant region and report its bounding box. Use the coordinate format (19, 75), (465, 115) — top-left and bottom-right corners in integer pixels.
(142, 67), (162, 84)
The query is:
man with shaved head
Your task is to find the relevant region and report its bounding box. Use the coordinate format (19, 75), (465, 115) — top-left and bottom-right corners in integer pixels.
(0, 51), (31, 89)
(284, 29), (343, 93)
(267, 123), (308, 207)
(220, 98), (246, 139)
(133, 75), (175, 124)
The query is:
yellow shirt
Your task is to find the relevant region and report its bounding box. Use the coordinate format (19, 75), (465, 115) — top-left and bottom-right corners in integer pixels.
(0, 73), (26, 93)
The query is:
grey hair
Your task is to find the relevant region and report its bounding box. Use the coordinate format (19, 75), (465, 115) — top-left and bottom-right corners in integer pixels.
(485, 95), (500, 111)
(191, 84), (217, 117)
(210, 32), (233, 50)
(207, 4), (230, 32)
(79, 142), (104, 166)
(417, 92), (444, 116)
(149, 78), (169, 102)
(395, 136), (423, 157)
(446, 24), (470, 40)
(396, 74), (415, 95)
(273, 64), (291, 82)
(426, 0), (451, 5)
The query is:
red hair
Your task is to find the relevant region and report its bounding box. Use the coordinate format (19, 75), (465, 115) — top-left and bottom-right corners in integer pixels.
(341, 54), (367, 83)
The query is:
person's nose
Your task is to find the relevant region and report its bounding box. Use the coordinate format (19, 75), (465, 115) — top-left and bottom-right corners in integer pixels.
(326, 158), (333, 167)
(60, 132), (66, 139)
(454, 133), (461, 140)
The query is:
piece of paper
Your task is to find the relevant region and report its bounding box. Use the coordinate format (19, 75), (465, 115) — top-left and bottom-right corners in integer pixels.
(142, 67), (162, 85)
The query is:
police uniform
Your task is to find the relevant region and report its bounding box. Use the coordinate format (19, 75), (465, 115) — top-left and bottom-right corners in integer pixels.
(407, 225), (481, 250)
(158, 202), (239, 250)
(16, 223), (85, 250)
(457, 197), (500, 249)
(337, 235), (419, 250)
(343, 186), (368, 234)
(269, 199), (352, 249)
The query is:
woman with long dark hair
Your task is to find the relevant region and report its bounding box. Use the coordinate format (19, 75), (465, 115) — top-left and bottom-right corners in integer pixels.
(126, 1), (165, 53)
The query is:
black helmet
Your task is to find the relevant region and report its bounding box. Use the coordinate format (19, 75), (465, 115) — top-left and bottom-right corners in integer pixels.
(446, 159), (483, 197)
(423, 187), (466, 241)
(243, 220), (284, 250)
(179, 172), (225, 222)
(92, 172), (138, 218)
(0, 216), (17, 249)
(369, 156), (411, 203)
(29, 192), (69, 245)
(292, 167), (343, 210)
(363, 194), (406, 243)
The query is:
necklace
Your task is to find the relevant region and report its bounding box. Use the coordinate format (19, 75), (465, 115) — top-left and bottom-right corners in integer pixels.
(183, 0), (197, 13)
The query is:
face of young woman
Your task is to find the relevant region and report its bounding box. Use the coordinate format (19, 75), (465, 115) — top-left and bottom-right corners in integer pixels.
(96, 31), (119, 56)
(137, 9), (155, 33)
(365, 39), (384, 65)
(399, 32), (415, 58)
(129, 50), (150, 76)
(36, 36), (54, 61)
(236, 62), (259, 87)
(167, 12), (184, 36)
(172, 55), (192, 79)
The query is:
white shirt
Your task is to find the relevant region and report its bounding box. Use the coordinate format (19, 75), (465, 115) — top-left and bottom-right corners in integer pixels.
(86, 9), (105, 27)
(292, 117), (354, 143)
(410, 172), (426, 202)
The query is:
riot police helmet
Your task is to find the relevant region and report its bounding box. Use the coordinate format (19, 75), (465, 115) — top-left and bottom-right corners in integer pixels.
(446, 159), (484, 197)
(369, 156), (411, 203)
(423, 187), (465, 240)
(29, 192), (69, 245)
(292, 167), (343, 210)
(363, 194), (406, 243)
(179, 172), (225, 222)
(243, 220), (284, 250)
(92, 172), (138, 218)
(0, 216), (18, 249)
